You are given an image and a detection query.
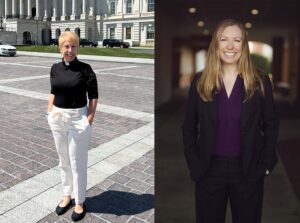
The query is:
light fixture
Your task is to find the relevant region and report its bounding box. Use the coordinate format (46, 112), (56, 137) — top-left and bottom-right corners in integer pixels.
(197, 21), (205, 27)
(203, 29), (210, 35)
(251, 9), (259, 15)
(189, 7), (196, 14)
(245, 22), (252, 29)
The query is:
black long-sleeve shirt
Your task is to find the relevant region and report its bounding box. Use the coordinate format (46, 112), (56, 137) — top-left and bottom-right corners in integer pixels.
(50, 58), (98, 108)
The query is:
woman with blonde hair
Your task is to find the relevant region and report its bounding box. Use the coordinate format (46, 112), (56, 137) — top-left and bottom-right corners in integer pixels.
(182, 19), (279, 223)
(47, 31), (98, 222)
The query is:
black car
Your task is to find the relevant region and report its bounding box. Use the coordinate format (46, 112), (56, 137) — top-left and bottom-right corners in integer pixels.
(50, 39), (59, 45)
(102, 39), (130, 48)
(79, 39), (98, 47)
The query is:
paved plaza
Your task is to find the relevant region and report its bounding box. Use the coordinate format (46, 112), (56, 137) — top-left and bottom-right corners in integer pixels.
(0, 54), (154, 223)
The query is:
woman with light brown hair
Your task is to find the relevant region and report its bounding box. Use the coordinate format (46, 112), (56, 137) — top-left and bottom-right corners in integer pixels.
(182, 19), (279, 223)
(47, 31), (98, 222)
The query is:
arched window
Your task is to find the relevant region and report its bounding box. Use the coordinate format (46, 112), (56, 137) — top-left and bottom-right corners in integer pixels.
(41, 29), (52, 45)
(75, 28), (81, 38)
(23, 31), (31, 45)
(56, 29), (61, 39)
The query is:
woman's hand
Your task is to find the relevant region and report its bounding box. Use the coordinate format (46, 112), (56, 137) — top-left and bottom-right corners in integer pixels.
(48, 94), (55, 113)
(87, 99), (98, 125)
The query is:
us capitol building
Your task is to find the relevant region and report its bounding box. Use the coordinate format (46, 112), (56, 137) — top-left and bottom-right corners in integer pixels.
(0, 0), (154, 46)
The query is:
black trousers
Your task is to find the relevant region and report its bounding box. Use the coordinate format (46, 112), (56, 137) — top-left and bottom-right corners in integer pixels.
(195, 156), (264, 223)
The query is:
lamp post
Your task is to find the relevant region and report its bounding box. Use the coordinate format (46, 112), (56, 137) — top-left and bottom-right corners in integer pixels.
(0, 16), (3, 31)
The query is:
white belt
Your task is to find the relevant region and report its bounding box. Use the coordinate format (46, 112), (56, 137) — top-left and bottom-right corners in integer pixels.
(51, 110), (71, 120)
(50, 106), (87, 121)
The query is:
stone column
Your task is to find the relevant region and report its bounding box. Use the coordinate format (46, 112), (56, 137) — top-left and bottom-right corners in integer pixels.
(80, 0), (87, 19)
(0, 0), (2, 18)
(20, 0), (25, 19)
(88, 0), (95, 19)
(27, 0), (32, 19)
(70, 0), (77, 20)
(34, 0), (40, 20)
(142, 0), (145, 13)
(4, 0), (9, 18)
(12, 0), (17, 18)
(43, 0), (48, 21)
(0, 0), (3, 18)
(51, 0), (57, 21)
(60, 0), (66, 21)
(121, 0), (124, 15)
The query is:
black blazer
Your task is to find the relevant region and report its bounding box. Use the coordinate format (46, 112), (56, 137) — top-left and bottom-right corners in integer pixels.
(182, 73), (279, 181)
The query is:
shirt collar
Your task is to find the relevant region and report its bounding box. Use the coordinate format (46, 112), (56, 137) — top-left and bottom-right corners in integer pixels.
(62, 57), (79, 68)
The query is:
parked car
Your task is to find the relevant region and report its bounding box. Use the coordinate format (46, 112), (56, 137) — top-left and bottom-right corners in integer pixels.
(0, 41), (17, 56)
(79, 39), (98, 47)
(50, 39), (59, 46)
(102, 39), (130, 48)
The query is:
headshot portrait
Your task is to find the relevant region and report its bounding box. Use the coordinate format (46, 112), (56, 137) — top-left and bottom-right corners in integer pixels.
(156, 0), (300, 222)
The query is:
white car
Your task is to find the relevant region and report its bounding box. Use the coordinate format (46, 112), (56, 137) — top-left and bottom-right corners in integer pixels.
(0, 41), (17, 56)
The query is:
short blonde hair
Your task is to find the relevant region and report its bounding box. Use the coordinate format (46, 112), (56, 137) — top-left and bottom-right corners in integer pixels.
(58, 31), (79, 48)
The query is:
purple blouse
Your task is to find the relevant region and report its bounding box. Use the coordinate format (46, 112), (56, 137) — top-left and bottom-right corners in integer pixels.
(213, 75), (244, 156)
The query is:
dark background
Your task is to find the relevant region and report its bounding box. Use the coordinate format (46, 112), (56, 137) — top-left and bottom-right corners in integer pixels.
(155, 0), (300, 222)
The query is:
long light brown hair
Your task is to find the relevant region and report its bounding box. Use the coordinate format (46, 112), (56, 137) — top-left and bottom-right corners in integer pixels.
(197, 19), (264, 101)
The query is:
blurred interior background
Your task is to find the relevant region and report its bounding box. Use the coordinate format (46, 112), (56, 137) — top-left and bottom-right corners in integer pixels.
(155, 0), (300, 222)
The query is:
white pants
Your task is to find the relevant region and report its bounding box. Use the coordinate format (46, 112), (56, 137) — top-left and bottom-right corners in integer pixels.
(48, 106), (92, 204)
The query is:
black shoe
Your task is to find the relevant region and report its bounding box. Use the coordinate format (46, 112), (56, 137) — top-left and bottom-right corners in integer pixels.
(71, 204), (86, 222)
(55, 200), (72, 216)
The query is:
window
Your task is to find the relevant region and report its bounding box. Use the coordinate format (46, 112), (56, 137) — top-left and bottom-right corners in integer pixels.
(126, 0), (132, 14)
(148, 0), (154, 12)
(147, 25), (154, 39)
(110, 28), (115, 39)
(110, 1), (116, 15)
(125, 27), (131, 39)
(75, 28), (81, 38)
(56, 29), (61, 39)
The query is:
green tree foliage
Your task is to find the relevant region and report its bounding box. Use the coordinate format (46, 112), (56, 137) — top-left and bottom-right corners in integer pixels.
(250, 53), (271, 73)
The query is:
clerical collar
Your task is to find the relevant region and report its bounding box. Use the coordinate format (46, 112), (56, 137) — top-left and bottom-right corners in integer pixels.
(62, 57), (79, 67)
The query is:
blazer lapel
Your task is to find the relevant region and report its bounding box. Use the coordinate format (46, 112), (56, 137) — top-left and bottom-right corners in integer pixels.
(206, 92), (218, 126)
(240, 88), (251, 131)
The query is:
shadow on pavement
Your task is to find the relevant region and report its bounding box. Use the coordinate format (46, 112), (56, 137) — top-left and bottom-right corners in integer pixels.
(86, 190), (154, 215)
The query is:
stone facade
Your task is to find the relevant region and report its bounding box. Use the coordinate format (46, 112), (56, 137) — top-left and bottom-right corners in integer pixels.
(0, 0), (154, 46)
(0, 31), (17, 44)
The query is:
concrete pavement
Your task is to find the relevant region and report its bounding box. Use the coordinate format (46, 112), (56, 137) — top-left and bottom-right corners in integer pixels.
(17, 51), (154, 65)
(0, 54), (154, 223)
